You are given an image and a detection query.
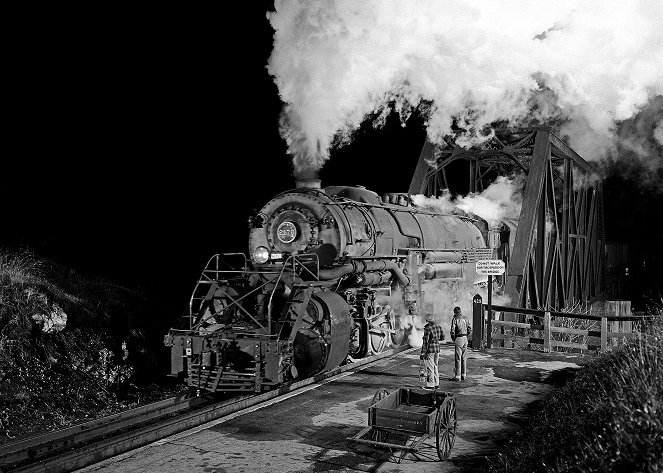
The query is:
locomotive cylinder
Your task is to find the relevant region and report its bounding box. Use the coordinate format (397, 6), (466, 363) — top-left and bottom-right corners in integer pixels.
(424, 251), (463, 263)
(353, 271), (392, 286)
(420, 262), (464, 280)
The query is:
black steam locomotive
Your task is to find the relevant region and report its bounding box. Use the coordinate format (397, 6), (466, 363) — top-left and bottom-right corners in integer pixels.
(164, 180), (502, 393)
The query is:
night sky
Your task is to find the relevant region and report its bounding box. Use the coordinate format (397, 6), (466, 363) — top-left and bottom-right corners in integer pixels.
(4, 4), (662, 320)
(3, 5), (425, 316)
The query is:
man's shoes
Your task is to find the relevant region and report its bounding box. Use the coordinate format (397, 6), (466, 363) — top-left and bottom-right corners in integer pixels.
(448, 377), (460, 381)
(461, 376), (466, 381)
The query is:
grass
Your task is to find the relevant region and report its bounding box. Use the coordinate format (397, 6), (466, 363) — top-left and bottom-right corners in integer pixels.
(487, 316), (663, 472)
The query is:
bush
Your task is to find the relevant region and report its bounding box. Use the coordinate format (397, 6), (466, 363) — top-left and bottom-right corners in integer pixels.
(0, 249), (173, 442)
(488, 317), (663, 472)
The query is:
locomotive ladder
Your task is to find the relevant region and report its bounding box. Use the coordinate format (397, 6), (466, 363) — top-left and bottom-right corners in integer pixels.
(272, 285), (316, 382)
(277, 285), (315, 341)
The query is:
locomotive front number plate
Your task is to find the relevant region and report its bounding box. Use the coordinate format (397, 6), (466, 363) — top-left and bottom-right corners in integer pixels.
(277, 221), (298, 243)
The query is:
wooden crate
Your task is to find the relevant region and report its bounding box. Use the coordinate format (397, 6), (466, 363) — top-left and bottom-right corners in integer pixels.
(368, 388), (447, 435)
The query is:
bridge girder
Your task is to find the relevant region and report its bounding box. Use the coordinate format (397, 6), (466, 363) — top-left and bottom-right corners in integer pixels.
(408, 127), (605, 310)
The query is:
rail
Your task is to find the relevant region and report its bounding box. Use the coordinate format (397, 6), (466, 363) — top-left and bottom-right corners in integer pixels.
(1, 345), (412, 472)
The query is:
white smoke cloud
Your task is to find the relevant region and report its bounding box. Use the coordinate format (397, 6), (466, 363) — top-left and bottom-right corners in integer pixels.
(412, 175), (523, 226)
(267, 0), (663, 175)
(410, 192), (457, 215)
(378, 266), (512, 348)
(403, 279), (512, 347)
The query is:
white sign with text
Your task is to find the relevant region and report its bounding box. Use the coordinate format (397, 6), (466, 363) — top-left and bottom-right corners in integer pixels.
(476, 259), (505, 275)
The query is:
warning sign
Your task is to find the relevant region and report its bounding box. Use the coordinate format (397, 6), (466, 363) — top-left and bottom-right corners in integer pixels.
(476, 259), (505, 275)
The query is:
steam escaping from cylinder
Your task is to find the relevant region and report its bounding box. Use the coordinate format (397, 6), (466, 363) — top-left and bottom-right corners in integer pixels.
(420, 280), (512, 343)
(267, 0), (663, 176)
(378, 280), (511, 348)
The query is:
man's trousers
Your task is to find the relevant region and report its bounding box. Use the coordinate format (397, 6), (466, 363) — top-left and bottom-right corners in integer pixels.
(424, 352), (439, 387)
(453, 336), (468, 380)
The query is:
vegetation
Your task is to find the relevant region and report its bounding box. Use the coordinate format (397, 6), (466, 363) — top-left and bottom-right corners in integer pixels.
(488, 316), (663, 472)
(0, 249), (183, 443)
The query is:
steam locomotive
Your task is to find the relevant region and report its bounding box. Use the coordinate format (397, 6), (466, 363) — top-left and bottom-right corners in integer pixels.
(164, 179), (505, 393)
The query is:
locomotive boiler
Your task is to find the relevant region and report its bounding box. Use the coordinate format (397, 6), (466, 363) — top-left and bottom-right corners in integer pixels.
(164, 179), (498, 393)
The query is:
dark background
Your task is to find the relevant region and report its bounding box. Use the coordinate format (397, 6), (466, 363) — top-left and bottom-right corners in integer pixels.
(3, 5), (426, 318)
(4, 3), (662, 326)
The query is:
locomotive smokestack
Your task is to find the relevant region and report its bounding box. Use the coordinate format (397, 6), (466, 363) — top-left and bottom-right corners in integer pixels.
(296, 177), (321, 189)
(295, 167), (321, 189)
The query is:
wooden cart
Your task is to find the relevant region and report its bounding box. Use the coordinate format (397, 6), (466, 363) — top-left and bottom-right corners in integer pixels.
(351, 387), (457, 462)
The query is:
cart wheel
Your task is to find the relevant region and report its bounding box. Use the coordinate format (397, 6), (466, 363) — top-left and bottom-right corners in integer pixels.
(435, 397), (457, 460)
(370, 388), (390, 443)
(371, 387), (390, 406)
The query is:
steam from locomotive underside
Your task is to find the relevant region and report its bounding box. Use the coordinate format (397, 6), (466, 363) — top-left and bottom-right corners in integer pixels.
(383, 280), (512, 348)
(267, 0), (663, 177)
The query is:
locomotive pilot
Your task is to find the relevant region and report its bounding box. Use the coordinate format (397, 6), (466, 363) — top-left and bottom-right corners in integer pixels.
(420, 313), (445, 389)
(449, 306), (472, 381)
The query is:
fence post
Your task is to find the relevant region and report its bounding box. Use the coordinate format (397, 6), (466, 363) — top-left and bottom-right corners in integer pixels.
(543, 311), (551, 353)
(472, 294), (483, 349)
(601, 317), (608, 352)
(487, 305), (492, 349)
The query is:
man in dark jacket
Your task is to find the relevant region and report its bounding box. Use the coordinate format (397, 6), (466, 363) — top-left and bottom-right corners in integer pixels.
(420, 313), (445, 389)
(450, 306), (472, 381)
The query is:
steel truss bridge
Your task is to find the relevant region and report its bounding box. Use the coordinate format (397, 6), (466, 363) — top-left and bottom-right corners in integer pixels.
(409, 126), (605, 310)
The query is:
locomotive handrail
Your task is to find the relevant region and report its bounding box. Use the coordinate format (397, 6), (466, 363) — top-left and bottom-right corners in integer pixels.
(190, 276), (282, 332)
(356, 204), (378, 256)
(198, 269), (285, 276)
(397, 247), (493, 263)
(189, 254), (321, 335)
(324, 199), (478, 221)
(221, 291), (269, 332)
(398, 247), (492, 252)
(288, 253), (320, 281)
(189, 253), (249, 324)
(328, 198), (354, 245)
(167, 327), (277, 339)
(267, 253), (320, 333)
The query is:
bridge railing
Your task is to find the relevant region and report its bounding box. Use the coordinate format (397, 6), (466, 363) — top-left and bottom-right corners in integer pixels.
(471, 296), (656, 353)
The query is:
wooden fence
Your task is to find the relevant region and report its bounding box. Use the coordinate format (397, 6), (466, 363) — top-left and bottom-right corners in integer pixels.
(471, 297), (655, 353)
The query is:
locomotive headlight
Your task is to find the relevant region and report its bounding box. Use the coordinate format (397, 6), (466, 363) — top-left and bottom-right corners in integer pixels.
(252, 246), (270, 264)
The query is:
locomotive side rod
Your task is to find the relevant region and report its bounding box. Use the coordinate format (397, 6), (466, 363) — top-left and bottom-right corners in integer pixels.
(4, 345), (414, 473)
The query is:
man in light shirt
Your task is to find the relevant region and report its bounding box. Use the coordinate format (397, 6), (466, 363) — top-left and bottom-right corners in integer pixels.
(450, 306), (472, 381)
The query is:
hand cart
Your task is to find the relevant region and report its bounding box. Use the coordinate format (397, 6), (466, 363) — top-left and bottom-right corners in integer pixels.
(350, 387), (457, 462)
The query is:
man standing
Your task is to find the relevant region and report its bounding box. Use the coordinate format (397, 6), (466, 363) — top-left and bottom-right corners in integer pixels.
(420, 313), (444, 389)
(450, 306), (472, 381)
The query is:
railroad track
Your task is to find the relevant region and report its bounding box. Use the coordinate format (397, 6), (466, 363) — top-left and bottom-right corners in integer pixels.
(0, 345), (413, 472)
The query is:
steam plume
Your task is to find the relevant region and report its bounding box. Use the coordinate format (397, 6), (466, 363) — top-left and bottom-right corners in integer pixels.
(267, 1), (663, 176)
(412, 175), (524, 227)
